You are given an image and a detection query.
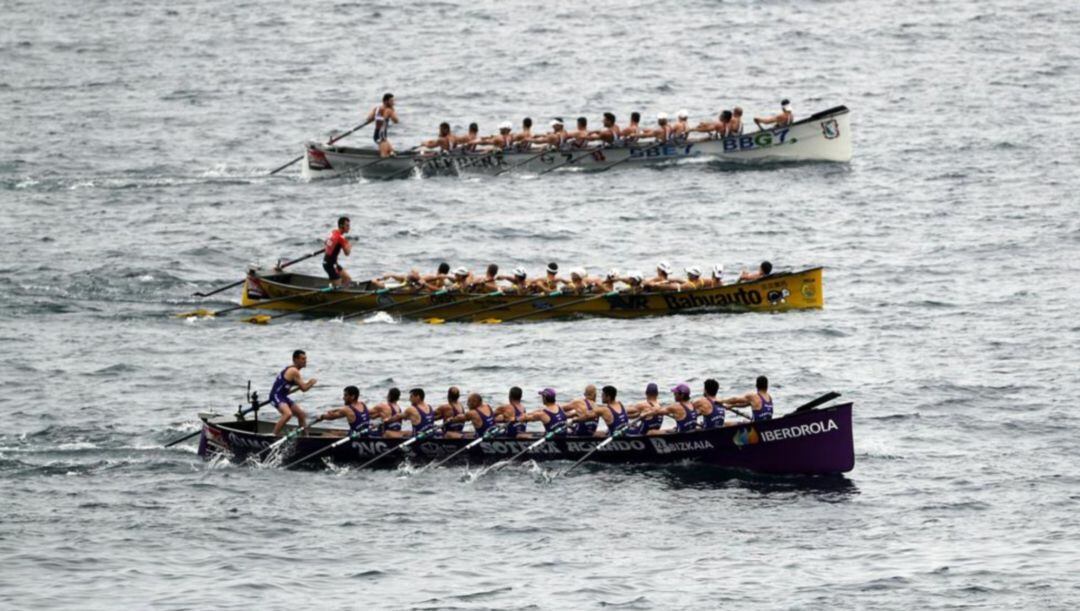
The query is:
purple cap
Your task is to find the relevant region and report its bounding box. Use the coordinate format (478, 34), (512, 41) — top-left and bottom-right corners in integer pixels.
(645, 382), (659, 396)
(671, 383), (691, 395)
(538, 388), (556, 401)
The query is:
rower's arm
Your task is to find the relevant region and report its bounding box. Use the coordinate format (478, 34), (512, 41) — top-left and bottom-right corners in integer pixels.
(721, 393), (752, 407)
(315, 408), (347, 422)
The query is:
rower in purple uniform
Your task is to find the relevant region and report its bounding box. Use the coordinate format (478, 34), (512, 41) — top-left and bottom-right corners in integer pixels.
(521, 388), (569, 437)
(383, 388), (438, 437)
(269, 350), (318, 436)
(564, 384), (600, 437)
(435, 386), (467, 439)
(365, 93), (399, 157)
(564, 385), (629, 436)
(314, 386), (375, 437)
(639, 383), (699, 435)
(445, 393), (500, 438)
(495, 386), (530, 439)
(371, 387), (404, 438)
(627, 382), (663, 435)
(692, 379), (727, 429)
(721, 376), (774, 421)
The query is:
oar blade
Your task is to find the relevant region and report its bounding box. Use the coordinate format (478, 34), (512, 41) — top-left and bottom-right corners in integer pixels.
(424, 318), (445, 325)
(175, 309), (214, 319)
(242, 314), (273, 325)
(479, 318), (502, 325)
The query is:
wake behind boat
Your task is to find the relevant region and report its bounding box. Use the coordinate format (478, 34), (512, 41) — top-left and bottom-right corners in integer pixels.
(299, 105), (851, 180)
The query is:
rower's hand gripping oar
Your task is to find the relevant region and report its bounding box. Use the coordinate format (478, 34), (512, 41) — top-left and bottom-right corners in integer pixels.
(268, 118), (374, 176)
(191, 248), (322, 298)
(420, 424), (508, 472)
(484, 290), (618, 324)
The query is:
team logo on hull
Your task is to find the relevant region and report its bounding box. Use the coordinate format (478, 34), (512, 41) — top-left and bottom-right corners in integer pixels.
(821, 119), (840, 140)
(733, 427), (761, 448)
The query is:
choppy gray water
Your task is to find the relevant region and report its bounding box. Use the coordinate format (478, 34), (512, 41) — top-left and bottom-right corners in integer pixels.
(3, 0), (1080, 608)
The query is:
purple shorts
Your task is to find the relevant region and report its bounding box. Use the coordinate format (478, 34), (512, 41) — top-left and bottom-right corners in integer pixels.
(274, 397), (296, 411)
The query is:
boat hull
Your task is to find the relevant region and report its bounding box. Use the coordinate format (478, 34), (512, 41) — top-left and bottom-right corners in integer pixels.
(300, 106), (852, 180)
(199, 402), (854, 475)
(239, 267), (824, 321)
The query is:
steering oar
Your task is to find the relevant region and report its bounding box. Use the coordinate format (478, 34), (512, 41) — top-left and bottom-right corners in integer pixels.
(269, 119), (373, 176)
(176, 284), (341, 319)
(192, 248), (323, 298)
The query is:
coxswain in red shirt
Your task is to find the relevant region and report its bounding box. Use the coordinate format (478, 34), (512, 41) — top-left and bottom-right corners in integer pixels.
(323, 216), (353, 287)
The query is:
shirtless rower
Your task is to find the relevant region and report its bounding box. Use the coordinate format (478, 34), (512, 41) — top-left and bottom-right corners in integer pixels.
(469, 264), (501, 292)
(423, 262), (453, 288)
(622, 112), (643, 142)
(458, 123), (484, 153)
(739, 261), (773, 282)
(622, 270), (646, 294)
(494, 386), (530, 439)
(497, 267), (531, 295)
(530, 262), (564, 292)
(533, 119), (569, 150)
(449, 267), (474, 291)
(486, 122), (516, 151)
(521, 388), (570, 438)
(269, 350), (317, 437)
(643, 112), (675, 143)
(673, 110), (692, 142)
(445, 393), (500, 439)
(626, 382), (662, 434)
(423, 122), (456, 152)
(383, 387), (438, 437)
(365, 93), (399, 158)
(721, 376), (774, 422)
(639, 383), (699, 435)
(564, 268), (593, 295)
(644, 261), (679, 291)
(691, 379), (727, 430)
(376, 269), (437, 293)
(513, 117), (535, 152)
(730, 107), (745, 135)
(323, 216), (352, 287)
(567, 385), (629, 437)
(592, 113), (622, 145)
(700, 264), (724, 288)
(692, 110), (727, 138)
(370, 387), (404, 438)
(314, 386), (376, 437)
(680, 266), (705, 290)
(564, 384), (600, 437)
(566, 117), (592, 148)
(755, 99), (793, 131)
(596, 269), (621, 292)
(435, 386), (467, 439)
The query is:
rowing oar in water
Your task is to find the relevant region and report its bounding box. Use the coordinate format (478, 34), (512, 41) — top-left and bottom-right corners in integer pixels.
(192, 249), (323, 298)
(268, 119), (373, 176)
(475, 421), (572, 478)
(163, 386), (297, 448)
(428, 290), (563, 324)
(176, 284), (339, 319)
(482, 290), (618, 324)
(339, 288), (451, 322)
(240, 284), (387, 325)
(281, 421), (379, 469)
(418, 290), (504, 324)
(418, 424), (507, 472)
(355, 423), (445, 470)
(535, 144), (609, 176)
(555, 418), (643, 478)
(593, 138), (672, 174)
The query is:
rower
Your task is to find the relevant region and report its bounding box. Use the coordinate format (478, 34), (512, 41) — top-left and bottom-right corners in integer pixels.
(383, 387), (437, 437)
(377, 269), (436, 292)
(530, 262), (563, 292)
(533, 118), (568, 150)
(365, 92), (399, 158)
(459, 122), (483, 153)
(673, 110), (691, 142)
(730, 107), (745, 135)
(521, 388), (569, 438)
(569, 385), (628, 436)
(622, 112), (642, 142)
(566, 117), (592, 148)
(626, 382), (662, 434)
(644, 261), (678, 291)
(564, 384), (600, 437)
(639, 383), (699, 435)
(449, 267), (474, 291)
(435, 386), (467, 439)
(679, 266), (704, 290)
(423, 262), (453, 288)
(423, 122), (456, 152)
(701, 264), (724, 288)
(497, 267), (531, 295)
(692, 111), (724, 138)
(370, 387), (404, 438)
(721, 376), (774, 421)
(513, 117), (535, 152)
(622, 270), (645, 294)
(754, 99), (793, 131)
(469, 264), (501, 292)
(446, 393), (500, 438)
(597, 268), (620, 292)
(494, 386), (530, 439)
(691, 379), (726, 430)
(565, 268), (592, 295)
(323, 216), (352, 287)
(269, 350), (317, 437)
(644, 112), (675, 143)
(488, 122), (516, 151)
(314, 386), (375, 437)
(593, 112), (622, 145)
(739, 261), (773, 282)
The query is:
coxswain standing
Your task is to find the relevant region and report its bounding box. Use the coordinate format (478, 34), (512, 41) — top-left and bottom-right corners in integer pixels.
(721, 376), (774, 422)
(691, 379), (727, 430)
(269, 350), (318, 437)
(640, 383), (699, 435)
(323, 216), (352, 287)
(435, 386), (467, 439)
(521, 388), (570, 438)
(366, 93), (399, 157)
(755, 99), (793, 131)
(314, 386), (376, 437)
(495, 386), (530, 439)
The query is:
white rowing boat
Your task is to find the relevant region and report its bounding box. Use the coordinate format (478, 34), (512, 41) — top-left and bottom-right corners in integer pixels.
(300, 105), (851, 180)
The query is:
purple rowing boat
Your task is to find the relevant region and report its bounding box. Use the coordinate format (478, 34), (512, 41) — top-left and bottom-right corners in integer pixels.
(198, 399), (854, 475)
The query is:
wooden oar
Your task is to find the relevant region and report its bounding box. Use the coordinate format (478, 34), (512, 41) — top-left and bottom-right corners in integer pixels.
(419, 290), (504, 324)
(483, 290), (617, 324)
(340, 288), (450, 322)
(268, 119), (373, 176)
(556, 417), (642, 478)
(192, 249), (322, 298)
(282, 422), (378, 469)
(163, 386), (296, 448)
(431, 290), (563, 324)
(240, 285), (387, 325)
(354, 423), (444, 470)
(419, 424), (507, 472)
(535, 144), (608, 176)
(783, 391), (841, 416)
(176, 285), (338, 319)
(476, 421), (571, 477)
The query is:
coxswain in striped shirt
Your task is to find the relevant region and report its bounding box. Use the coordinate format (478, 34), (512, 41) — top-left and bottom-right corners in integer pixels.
(323, 216), (352, 287)
(365, 92), (399, 158)
(721, 376), (775, 422)
(269, 349), (318, 436)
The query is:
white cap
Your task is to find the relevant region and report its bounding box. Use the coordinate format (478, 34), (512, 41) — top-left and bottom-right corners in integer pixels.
(453, 267), (469, 277)
(628, 270), (644, 283)
(677, 109), (689, 119)
(685, 266), (702, 278)
(656, 112), (669, 121)
(550, 118), (564, 127)
(499, 121), (513, 130)
(606, 268), (619, 279)
(570, 267), (586, 279)
(513, 267), (527, 278)
(712, 263), (724, 277)
(657, 261), (672, 274)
